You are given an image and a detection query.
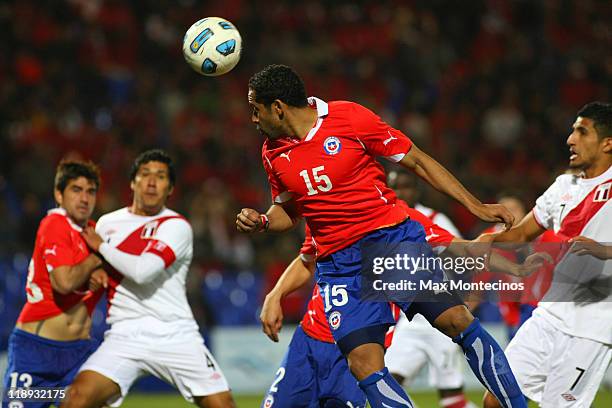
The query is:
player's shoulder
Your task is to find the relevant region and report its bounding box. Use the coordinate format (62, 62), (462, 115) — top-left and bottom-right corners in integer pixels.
(554, 172), (579, 185)
(38, 209), (72, 235)
(546, 172), (579, 193)
(327, 100), (373, 117)
(97, 207), (130, 227)
(157, 208), (192, 231)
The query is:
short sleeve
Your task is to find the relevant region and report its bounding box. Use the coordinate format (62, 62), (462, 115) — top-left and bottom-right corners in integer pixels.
(40, 218), (76, 272)
(300, 225), (316, 261)
(262, 145), (292, 203)
(350, 103), (413, 162)
(533, 181), (559, 230)
(145, 218), (193, 267)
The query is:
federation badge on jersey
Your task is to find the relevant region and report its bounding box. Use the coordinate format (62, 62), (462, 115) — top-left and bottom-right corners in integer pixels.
(323, 136), (342, 155)
(263, 394), (274, 407)
(329, 311), (342, 330)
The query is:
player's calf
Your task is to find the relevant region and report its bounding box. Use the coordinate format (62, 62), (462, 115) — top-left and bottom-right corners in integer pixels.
(345, 342), (413, 407)
(483, 390), (504, 408)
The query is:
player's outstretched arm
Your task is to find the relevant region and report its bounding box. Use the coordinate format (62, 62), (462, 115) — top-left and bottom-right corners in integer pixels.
(399, 144), (514, 230)
(260, 255), (314, 342)
(569, 236), (612, 260)
(236, 203), (298, 233)
(49, 254), (102, 295)
(82, 226), (168, 285)
(449, 237), (551, 277)
(480, 212), (546, 244)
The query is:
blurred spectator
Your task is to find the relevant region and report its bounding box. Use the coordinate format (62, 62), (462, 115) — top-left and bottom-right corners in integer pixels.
(0, 0), (609, 332)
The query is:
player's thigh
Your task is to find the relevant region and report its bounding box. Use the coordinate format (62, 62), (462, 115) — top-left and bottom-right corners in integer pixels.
(424, 331), (465, 390)
(75, 335), (145, 406)
(384, 333), (428, 384)
(503, 313), (555, 404)
(261, 326), (316, 408)
(63, 370), (121, 408)
(541, 335), (612, 408)
(149, 336), (230, 404)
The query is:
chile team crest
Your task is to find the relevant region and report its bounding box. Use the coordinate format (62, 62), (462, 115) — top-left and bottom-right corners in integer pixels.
(323, 136), (342, 155)
(329, 311), (342, 330)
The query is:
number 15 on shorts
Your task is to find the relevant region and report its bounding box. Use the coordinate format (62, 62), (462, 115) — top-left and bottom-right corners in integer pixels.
(322, 284), (348, 312)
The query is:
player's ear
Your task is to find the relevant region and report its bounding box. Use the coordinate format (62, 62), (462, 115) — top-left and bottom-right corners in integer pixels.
(130, 180), (136, 192)
(168, 185), (174, 196)
(272, 99), (284, 118)
(53, 189), (63, 206)
(601, 137), (612, 154)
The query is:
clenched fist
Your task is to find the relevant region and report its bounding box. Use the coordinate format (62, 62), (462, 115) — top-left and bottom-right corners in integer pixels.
(236, 208), (264, 233)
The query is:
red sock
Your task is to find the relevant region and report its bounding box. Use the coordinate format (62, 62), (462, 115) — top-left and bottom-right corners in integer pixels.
(440, 394), (471, 408)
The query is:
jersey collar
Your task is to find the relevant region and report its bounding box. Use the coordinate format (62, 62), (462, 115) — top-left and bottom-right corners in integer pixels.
(304, 97), (328, 141)
(48, 208), (84, 232)
(579, 164), (612, 186)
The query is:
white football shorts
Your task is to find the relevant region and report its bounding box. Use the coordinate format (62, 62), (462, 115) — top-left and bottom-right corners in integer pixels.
(78, 318), (229, 406)
(505, 311), (611, 407)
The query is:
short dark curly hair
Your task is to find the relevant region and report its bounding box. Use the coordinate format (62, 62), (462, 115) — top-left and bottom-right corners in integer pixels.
(54, 159), (100, 193)
(248, 64), (308, 107)
(577, 101), (612, 140)
(130, 149), (176, 187)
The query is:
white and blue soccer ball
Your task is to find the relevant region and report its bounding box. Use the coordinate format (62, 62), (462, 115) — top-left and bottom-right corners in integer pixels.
(182, 17), (242, 76)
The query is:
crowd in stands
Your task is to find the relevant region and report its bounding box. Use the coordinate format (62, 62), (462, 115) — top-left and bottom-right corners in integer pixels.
(1, 0), (609, 332)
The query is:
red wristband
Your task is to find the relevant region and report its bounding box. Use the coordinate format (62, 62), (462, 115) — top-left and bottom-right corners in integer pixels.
(260, 214), (270, 231)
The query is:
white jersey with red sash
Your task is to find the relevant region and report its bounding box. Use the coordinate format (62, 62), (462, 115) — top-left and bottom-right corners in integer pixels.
(95, 207), (196, 325)
(533, 165), (612, 344)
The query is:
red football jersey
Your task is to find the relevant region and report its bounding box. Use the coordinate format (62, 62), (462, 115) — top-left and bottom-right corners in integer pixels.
(520, 230), (564, 305)
(300, 204), (455, 343)
(17, 209), (103, 323)
(262, 97), (413, 258)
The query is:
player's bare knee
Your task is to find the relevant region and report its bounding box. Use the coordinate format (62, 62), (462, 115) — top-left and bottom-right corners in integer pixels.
(483, 390), (503, 408)
(347, 343), (385, 380)
(62, 383), (91, 408)
(433, 305), (474, 338)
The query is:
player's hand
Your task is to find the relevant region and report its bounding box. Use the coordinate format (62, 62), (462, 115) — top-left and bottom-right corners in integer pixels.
(569, 236), (611, 260)
(260, 293), (284, 342)
(236, 208), (263, 233)
(472, 203), (515, 231)
(82, 226), (104, 252)
(514, 252), (554, 277)
(89, 268), (109, 292)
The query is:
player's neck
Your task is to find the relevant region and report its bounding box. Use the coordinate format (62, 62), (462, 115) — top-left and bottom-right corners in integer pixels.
(583, 159), (612, 179)
(130, 204), (164, 216)
(286, 107), (319, 140)
(64, 212), (87, 229)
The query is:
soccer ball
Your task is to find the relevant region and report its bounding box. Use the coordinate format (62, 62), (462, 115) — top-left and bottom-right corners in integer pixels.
(182, 17), (242, 77)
